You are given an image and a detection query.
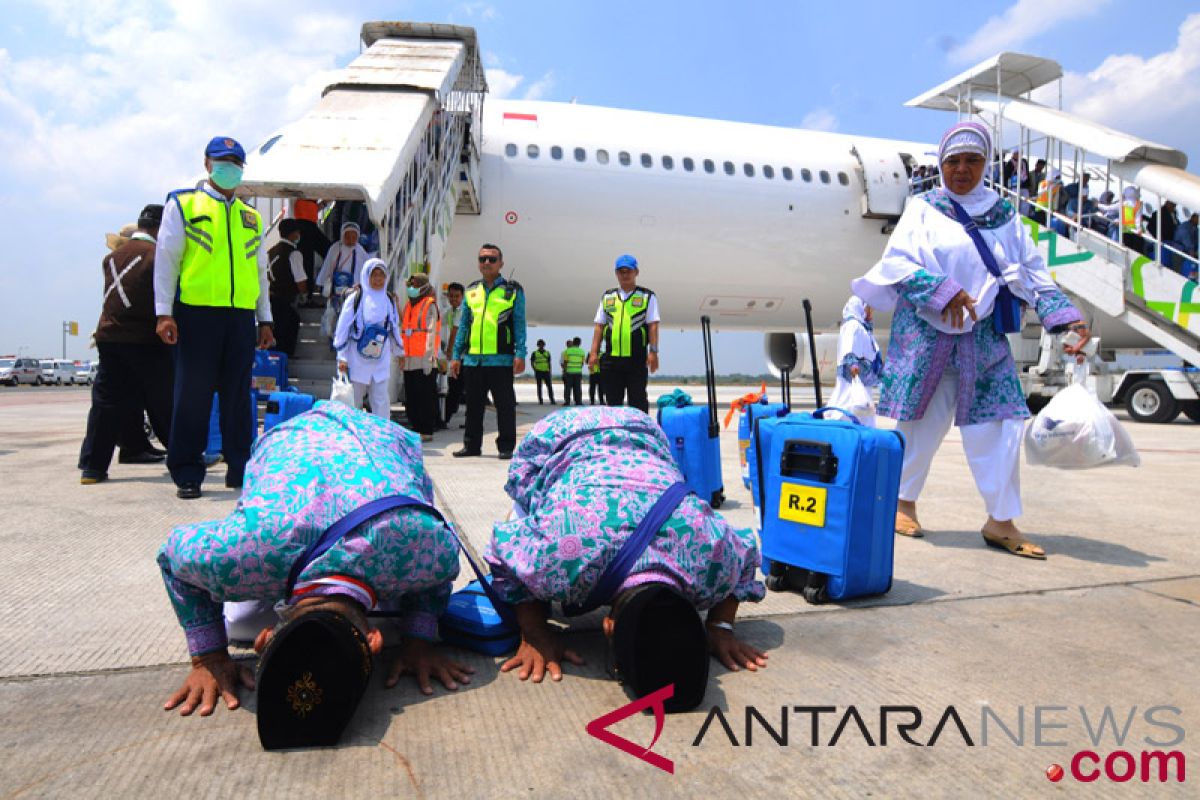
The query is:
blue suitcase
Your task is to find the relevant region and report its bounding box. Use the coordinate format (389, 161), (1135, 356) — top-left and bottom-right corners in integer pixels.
(204, 391), (260, 458)
(753, 408), (904, 603)
(741, 400), (789, 492)
(263, 390), (315, 431)
(656, 316), (724, 508)
(252, 350), (288, 393)
(439, 578), (520, 656)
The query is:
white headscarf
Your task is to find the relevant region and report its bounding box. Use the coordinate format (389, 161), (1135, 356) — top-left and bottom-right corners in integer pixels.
(838, 296), (879, 364)
(937, 121), (999, 216)
(333, 258), (401, 351)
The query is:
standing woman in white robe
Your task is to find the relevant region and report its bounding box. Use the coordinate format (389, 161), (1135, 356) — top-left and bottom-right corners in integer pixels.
(317, 222), (369, 301)
(334, 258), (402, 419)
(827, 296), (883, 426)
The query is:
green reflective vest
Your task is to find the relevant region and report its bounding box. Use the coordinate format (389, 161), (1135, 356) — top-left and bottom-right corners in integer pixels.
(531, 349), (551, 372)
(563, 346), (586, 374)
(465, 279), (519, 355)
(600, 286), (654, 358)
(171, 188), (262, 309)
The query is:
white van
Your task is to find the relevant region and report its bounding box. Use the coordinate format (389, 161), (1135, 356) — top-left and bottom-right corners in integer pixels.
(41, 359), (77, 385)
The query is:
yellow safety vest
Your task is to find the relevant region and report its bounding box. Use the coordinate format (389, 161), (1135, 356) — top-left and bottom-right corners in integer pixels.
(531, 349), (551, 371)
(1121, 201), (1141, 233)
(465, 279), (519, 355)
(601, 287), (654, 358)
(1036, 180), (1059, 211)
(563, 347), (586, 374)
(171, 188), (262, 310)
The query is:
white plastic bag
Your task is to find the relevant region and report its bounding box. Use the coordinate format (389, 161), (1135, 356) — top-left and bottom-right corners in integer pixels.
(1024, 364), (1140, 469)
(827, 375), (877, 427)
(330, 373), (355, 407)
(320, 301), (337, 340)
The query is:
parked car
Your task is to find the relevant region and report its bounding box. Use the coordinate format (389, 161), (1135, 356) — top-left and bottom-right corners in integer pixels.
(71, 364), (94, 385)
(41, 359), (76, 385)
(1, 357), (45, 385)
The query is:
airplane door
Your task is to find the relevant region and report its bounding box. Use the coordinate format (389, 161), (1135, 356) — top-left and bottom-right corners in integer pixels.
(851, 143), (910, 218)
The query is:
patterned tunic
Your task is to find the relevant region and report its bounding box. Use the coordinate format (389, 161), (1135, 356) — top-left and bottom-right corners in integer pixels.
(485, 407), (764, 610)
(857, 192), (1081, 425)
(158, 403), (460, 656)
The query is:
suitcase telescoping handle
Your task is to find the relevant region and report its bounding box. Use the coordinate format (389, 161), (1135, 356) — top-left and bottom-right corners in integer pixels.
(700, 315), (719, 438)
(802, 298), (823, 409)
(780, 439), (839, 483)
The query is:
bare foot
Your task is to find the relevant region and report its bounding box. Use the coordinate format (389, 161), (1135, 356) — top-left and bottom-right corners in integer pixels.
(895, 500), (923, 537)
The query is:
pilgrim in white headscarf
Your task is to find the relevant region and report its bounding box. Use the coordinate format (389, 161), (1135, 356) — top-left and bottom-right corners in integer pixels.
(334, 258), (403, 419)
(851, 120), (1091, 560)
(317, 221), (370, 299)
(826, 296), (883, 426)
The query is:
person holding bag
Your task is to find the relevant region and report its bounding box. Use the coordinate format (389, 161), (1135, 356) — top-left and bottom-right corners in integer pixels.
(333, 258), (402, 420)
(826, 296), (883, 426)
(852, 121), (1091, 559)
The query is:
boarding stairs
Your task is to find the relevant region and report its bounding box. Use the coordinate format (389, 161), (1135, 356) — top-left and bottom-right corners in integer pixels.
(239, 21), (488, 398)
(906, 52), (1200, 377)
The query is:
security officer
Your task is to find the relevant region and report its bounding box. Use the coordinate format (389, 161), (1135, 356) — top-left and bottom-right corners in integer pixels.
(449, 243), (526, 459)
(588, 254), (659, 413)
(267, 219), (308, 357)
(561, 337), (586, 406)
(155, 136), (275, 499)
(530, 339), (555, 405)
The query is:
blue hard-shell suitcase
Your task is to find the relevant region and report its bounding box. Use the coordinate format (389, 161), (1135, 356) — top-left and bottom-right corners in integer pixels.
(657, 315), (724, 508)
(754, 408), (904, 604)
(439, 579), (520, 656)
(204, 391), (259, 458)
(252, 350), (288, 393)
(263, 391), (315, 432)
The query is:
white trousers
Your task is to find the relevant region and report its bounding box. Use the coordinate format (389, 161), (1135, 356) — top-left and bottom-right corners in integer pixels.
(352, 378), (391, 419)
(224, 600), (278, 643)
(895, 371), (1024, 521)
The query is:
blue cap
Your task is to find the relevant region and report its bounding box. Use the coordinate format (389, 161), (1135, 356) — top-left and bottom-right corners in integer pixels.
(614, 254), (638, 270)
(205, 136), (246, 163)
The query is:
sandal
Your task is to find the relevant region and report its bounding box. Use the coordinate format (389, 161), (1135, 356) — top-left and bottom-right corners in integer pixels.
(981, 528), (1046, 560)
(895, 512), (924, 538)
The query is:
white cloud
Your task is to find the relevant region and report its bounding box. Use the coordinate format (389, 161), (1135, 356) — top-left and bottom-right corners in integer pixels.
(800, 108), (838, 132)
(522, 71), (555, 101)
(485, 67), (525, 99)
(949, 0), (1110, 64)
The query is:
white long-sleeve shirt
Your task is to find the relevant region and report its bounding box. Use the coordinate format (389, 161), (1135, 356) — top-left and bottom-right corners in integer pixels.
(154, 182), (272, 322)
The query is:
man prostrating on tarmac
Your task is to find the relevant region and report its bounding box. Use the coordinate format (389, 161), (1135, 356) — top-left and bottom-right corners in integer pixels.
(157, 402), (472, 749)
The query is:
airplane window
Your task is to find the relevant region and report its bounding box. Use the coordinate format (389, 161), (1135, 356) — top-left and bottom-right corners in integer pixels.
(801, 168), (813, 182)
(527, 144), (540, 159)
(683, 157), (694, 172)
(743, 163), (755, 177)
(597, 149), (610, 164)
(641, 153), (652, 168)
(551, 146), (563, 160)
(782, 167), (794, 181)
(838, 171), (849, 185)
(662, 155), (674, 170)
(619, 151), (631, 166)
(763, 165), (775, 179)
(574, 147), (586, 162)
(819, 170), (831, 184)
(723, 161), (735, 176)
(505, 143), (517, 158)
(703, 159), (715, 173)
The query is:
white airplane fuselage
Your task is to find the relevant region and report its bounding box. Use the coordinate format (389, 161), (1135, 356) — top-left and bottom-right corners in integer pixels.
(443, 99), (935, 332)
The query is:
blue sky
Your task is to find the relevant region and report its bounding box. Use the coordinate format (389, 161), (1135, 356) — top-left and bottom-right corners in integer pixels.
(2, 0), (1198, 370)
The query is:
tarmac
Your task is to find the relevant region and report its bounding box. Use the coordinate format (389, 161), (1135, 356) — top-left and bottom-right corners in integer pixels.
(0, 383), (1197, 799)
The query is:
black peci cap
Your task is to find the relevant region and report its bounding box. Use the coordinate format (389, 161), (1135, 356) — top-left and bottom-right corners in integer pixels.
(609, 583), (709, 713)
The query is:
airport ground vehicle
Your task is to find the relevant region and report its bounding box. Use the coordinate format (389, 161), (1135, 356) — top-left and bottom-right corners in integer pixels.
(1, 357), (45, 386)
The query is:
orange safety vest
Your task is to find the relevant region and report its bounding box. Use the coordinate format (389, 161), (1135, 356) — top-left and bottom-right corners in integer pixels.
(1121, 201), (1141, 233)
(401, 295), (439, 357)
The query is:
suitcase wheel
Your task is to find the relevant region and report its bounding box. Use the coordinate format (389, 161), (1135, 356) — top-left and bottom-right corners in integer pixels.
(802, 584), (828, 605)
(765, 574), (788, 592)
(710, 490), (724, 509)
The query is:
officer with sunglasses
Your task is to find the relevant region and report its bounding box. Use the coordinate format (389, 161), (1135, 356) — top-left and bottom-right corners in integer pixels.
(449, 243), (526, 459)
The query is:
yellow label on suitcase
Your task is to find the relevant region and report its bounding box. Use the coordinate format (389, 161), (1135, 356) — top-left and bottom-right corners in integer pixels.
(779, 483), (827, 527)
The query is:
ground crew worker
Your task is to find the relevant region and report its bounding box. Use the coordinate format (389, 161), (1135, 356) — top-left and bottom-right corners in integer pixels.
(562, 337), (585, 406)
(531, 339), (555, 405)
(155, 136), (274, 500)
(442, 282), (465, 426)
(401, 272), (441, 442)
(266, 219), (308, 357)
(560, 338), (572, 405)
(588, 254), (659, 414)
(449, 243), (526, 460)
(588, 358), (603, 405)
